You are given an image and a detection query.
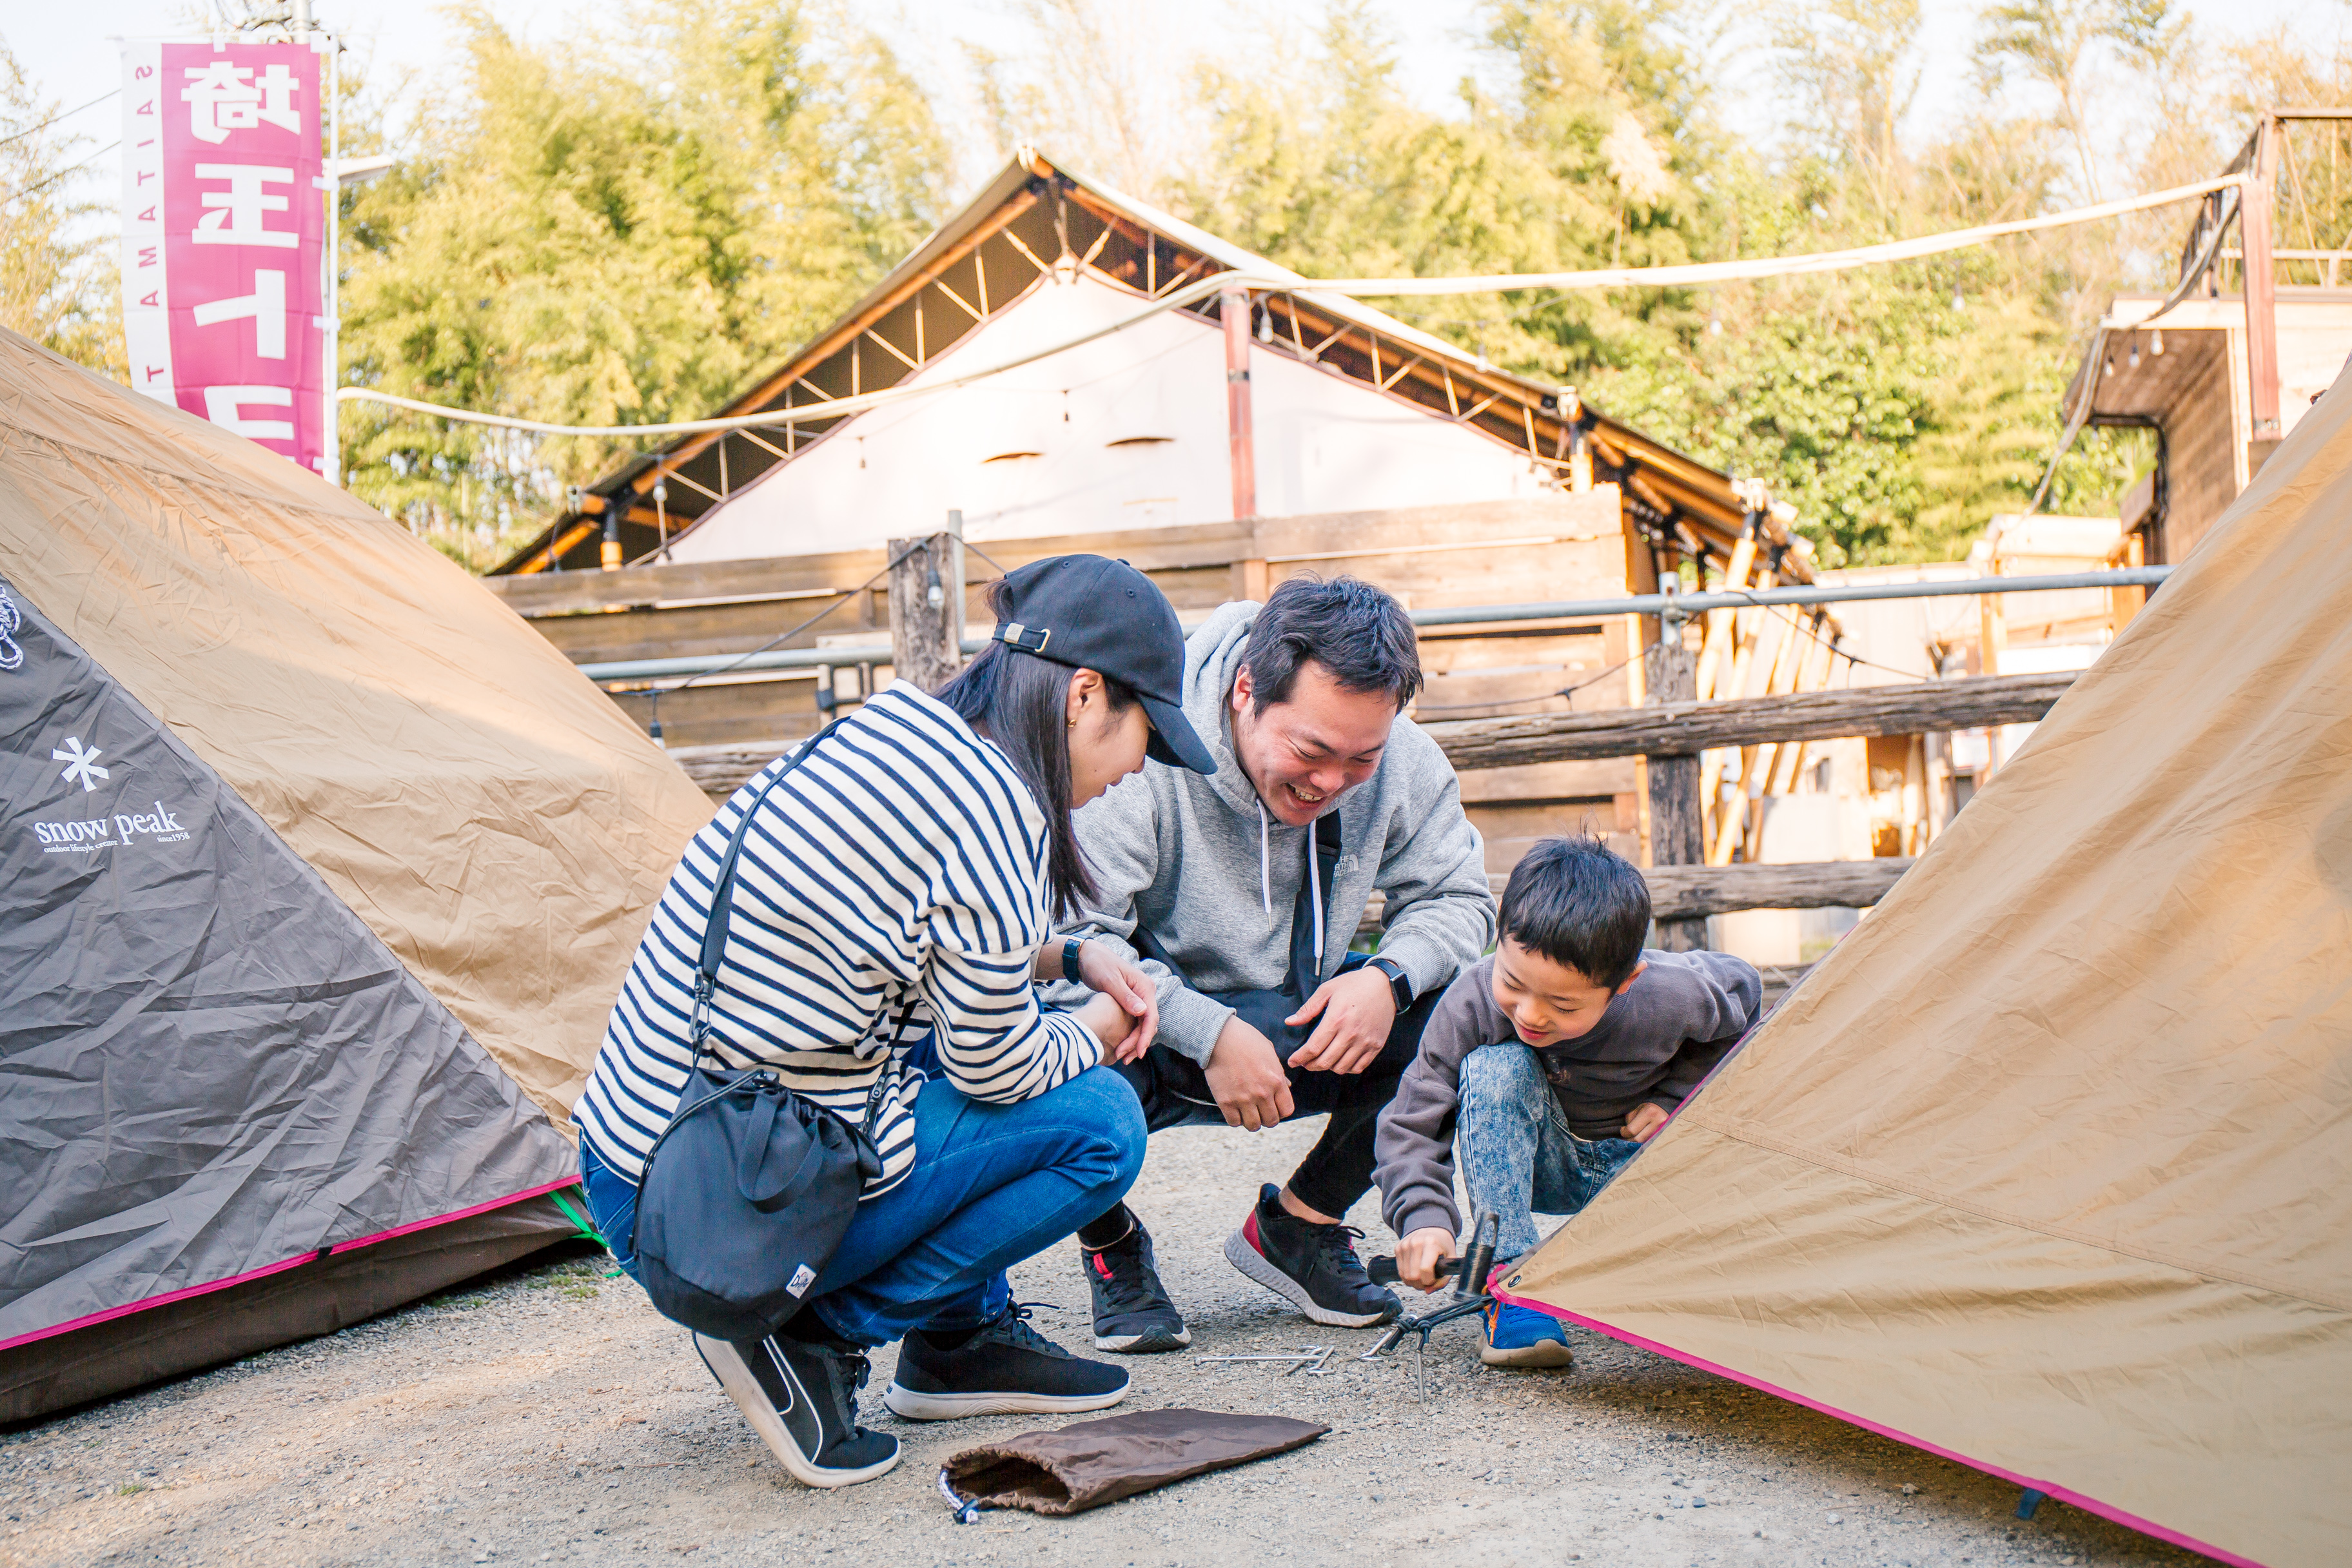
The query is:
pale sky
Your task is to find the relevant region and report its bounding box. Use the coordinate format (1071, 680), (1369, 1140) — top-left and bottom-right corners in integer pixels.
(9, 0), (2347, 229)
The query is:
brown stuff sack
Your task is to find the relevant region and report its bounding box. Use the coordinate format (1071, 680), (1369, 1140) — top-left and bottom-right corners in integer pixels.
(940, 1407), (1329, 1516)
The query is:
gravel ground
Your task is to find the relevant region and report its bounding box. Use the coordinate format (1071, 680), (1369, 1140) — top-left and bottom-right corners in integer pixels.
(3, 1119), (2214, 1568)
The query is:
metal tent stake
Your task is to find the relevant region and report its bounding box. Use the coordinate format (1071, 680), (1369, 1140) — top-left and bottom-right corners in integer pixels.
(1360, 1213), (1502, 1403)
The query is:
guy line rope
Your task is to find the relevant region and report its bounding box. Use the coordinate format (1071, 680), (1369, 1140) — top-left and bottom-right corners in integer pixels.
(338, 174), (2245, 438)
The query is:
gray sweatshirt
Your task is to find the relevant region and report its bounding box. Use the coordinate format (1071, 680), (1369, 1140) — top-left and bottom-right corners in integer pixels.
(1053, 600), (1496, 1064)
(1375, 948), (1762, 1240)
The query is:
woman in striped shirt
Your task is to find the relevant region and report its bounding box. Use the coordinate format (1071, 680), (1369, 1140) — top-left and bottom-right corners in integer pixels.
(574, 555), (1218, 1490)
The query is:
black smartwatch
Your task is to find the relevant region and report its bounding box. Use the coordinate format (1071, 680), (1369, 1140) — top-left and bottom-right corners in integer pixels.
(1368, 956), (1413, 1012)
(1063, 936), (1085, 982)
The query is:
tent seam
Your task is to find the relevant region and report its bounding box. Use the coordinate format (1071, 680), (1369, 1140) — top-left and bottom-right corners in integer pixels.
(6, 427), (377, 529)
(1681, 1112), (2351, 1314)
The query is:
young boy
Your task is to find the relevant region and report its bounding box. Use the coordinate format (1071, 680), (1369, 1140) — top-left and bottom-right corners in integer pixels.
(1372, 835), (1761, 1367)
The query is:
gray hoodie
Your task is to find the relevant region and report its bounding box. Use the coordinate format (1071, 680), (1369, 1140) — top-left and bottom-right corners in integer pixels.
(1054, 600), (1496, 1064)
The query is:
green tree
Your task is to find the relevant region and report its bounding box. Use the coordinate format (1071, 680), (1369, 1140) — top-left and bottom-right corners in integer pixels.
(1173, 1), (1718, 382)
(338, 0), (946, 569)
(0, 39), (122, 378)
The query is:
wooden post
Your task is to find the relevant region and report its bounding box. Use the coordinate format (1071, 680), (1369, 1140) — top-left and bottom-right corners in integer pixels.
(1734, 607), (1805, 864)
(887, 531), (963, 692)
(1646, 601), (1707, 952)
(1626, 612), (1650, 864)
(1702, 565), (1778, 864)
(1222, 284), (1257, 522)
(2242, 115), (2282, 444)
(2109, 530), (2146, 636)
(1694, 520), (1759, 699)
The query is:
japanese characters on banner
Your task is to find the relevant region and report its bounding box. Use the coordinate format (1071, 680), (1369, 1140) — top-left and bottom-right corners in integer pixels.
(121, 40), (330, 477)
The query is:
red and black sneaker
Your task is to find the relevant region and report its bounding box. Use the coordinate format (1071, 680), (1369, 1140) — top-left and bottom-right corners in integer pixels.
(1081, 1219), (1191, 1354)
(1222, 1183), (1401, 1328)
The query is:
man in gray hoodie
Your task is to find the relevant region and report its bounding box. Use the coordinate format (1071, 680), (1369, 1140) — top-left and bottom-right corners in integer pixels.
(1051, 576), (1495, 1352)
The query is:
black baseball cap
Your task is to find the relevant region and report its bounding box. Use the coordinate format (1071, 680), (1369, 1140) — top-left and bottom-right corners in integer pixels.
(990, 555), (1217, 775)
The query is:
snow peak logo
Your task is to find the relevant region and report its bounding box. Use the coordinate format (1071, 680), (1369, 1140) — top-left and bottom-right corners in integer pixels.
(54, 735), (108, 791)
(33, 802), (190, 854)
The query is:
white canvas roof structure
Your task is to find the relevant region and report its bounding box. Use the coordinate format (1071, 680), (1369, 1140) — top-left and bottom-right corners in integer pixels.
(661, 270), (1558, 560)
(498, 150), (1766, 580)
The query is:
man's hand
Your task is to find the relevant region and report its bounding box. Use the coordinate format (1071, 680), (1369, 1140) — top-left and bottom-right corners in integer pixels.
(1203, 1015), (1295, 1132)
(1622, 1102), (1670, 1142)
(1283, 966), (1396, 1074)
(1395, 1226), (1460, 1293)
(1073, 994), (1137, 1057)
(1074, 941), (1158, 1063)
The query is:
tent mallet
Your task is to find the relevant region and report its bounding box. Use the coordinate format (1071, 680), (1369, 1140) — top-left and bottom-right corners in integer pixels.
(1361, 1212), (1500, 1401)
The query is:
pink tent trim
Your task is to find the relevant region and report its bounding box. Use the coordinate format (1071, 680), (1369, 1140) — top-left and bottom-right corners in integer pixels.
(0, 1177), (582, 1355)
(1492, 1286), (2262, 1568)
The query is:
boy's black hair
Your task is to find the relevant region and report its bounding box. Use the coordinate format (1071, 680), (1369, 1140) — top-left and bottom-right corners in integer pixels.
(1240, 574), (1422, 713)
(1497, 835), (1651, 988)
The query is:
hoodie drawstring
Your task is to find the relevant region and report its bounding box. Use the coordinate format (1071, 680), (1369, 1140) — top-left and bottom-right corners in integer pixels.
(1259, 799), (1327, 977)
(1257, 799), (1272, 917)
(1308, 814), (1324, 983)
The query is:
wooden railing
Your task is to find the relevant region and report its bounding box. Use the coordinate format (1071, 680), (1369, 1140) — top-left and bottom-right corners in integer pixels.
(1356, 858), (1916, 937)
(675, 672), (2075, 938)
(484, 498), (1633, 750)
(1419, 672), (2075, 768)
(499, 509), (2089, 943)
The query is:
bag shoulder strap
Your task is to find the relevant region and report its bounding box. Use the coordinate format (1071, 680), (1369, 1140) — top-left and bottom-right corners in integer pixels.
(689, 713), (919, 1150)
(692, 717), (850, 1055)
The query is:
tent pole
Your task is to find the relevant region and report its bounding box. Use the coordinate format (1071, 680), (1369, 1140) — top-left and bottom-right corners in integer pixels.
(2242, 114), (2284, 467)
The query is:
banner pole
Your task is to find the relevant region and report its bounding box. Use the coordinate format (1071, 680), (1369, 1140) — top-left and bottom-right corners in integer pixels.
(322, 17), (340, 486)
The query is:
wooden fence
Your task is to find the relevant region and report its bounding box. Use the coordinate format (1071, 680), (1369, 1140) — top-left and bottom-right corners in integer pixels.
(484, 497), (1640, 752)
(492, 505), (2081, 945)
(491, 496), (1656, 877)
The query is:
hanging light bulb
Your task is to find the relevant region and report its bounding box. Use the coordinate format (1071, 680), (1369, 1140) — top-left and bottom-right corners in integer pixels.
(2128, 338), (2141, 369)
(2150, 329), (2164, 357)
(2103, 356), (2115, 377)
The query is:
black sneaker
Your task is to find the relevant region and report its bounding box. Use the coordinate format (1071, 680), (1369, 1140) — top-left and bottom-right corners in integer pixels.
(1223, 1182), (1401, 1328)
(1083, 1220), (1191, 1354)
(692, 1330), (900, 1489)
(882, 1302), (1132, 1420)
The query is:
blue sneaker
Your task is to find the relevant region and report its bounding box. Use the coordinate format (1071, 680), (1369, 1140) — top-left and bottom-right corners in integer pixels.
(1480, 1299), (1574, 1368)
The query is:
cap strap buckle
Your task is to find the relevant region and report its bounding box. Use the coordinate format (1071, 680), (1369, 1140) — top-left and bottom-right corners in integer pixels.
(997, 622), (1052, 653)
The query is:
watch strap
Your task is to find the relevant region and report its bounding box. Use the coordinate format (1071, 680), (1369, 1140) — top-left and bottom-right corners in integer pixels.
(1371, 956), (1412, 1010)
(1063, 936), (1084, 982)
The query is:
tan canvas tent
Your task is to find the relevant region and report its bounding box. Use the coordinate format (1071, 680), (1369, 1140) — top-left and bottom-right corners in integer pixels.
(1502, 368), (2352, 1567)
(0, 329), (714, 1418)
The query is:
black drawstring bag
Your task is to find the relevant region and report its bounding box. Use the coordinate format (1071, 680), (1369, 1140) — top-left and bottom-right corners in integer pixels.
(631, 720), (900, 1342)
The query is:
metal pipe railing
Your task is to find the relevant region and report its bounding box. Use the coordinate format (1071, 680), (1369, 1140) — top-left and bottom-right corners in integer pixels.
(578, 565), (2173, 684)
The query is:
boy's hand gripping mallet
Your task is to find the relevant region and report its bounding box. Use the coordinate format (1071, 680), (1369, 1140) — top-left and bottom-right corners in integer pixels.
(1360, 1213), (1500, 1400)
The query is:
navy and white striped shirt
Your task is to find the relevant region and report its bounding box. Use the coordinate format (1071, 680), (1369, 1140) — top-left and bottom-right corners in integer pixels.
(574, 683), (1102, 1196)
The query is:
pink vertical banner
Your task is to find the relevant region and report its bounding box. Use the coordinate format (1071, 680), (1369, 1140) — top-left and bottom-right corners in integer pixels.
(120, 39), (328, 477)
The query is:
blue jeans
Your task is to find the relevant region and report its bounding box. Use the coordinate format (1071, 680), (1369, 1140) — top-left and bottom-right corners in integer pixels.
(578, 1063), (1145, 1348)
(1456, 1043), (1643, 1263)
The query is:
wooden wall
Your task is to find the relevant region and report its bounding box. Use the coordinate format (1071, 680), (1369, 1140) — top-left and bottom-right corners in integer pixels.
(2157, 329), (2246, 562)
(484, 492), (1645, 870)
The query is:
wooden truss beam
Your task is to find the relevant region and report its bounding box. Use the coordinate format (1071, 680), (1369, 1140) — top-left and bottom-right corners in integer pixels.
(625, 186), (1044, 489)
